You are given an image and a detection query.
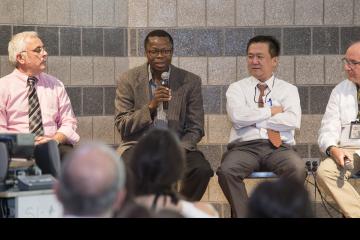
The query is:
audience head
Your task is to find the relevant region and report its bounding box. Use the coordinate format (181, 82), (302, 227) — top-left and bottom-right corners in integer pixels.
(129, 128), (185, 197)
(54, 142), (126, 217)
(144, 29), (173, 73)
(246, 35), (280, 82)
(246, 178), (314, 218)
(8, 31), (48, 75)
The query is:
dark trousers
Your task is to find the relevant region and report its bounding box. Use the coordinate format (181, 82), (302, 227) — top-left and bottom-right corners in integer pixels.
(216, 139), (306, 218)
(34, 141), (73, 178)
(122, 148), (213, 201)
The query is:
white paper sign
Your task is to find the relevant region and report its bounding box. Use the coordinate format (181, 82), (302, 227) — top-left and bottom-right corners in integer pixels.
(15, 194), (63, 218)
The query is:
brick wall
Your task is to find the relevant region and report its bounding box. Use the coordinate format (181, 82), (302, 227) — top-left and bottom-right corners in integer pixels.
(1, 0), (359, 217)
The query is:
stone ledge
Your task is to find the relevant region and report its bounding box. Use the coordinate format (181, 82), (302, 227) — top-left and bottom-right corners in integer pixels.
(202, 174), (359, 218)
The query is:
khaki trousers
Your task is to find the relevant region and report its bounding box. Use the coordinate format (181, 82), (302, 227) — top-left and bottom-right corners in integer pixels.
(316, 148), (360, 218)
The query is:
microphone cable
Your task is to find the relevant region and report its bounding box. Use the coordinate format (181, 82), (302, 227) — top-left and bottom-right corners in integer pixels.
(305, 161), (343, 217)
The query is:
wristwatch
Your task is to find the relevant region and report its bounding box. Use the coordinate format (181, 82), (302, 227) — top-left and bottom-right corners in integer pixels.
(325, 145), (335, 157)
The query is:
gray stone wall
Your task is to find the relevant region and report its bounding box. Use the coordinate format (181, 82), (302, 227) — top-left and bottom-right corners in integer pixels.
(0, 0), (359, 216)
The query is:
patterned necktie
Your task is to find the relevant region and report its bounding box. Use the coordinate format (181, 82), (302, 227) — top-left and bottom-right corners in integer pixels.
(28, 76), (44, 136)
(257, 83), (267, 107)
(257, 83), (282, 148)
(150, 81), (168, 129)
(357, 85), (360, 120)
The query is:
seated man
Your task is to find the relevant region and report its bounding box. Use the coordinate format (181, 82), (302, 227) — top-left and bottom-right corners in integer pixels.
(0, 31), (79, 176)
(216, 35), (306, 217)
(317, 41), (360, 218)
(115, 29), (213, 201)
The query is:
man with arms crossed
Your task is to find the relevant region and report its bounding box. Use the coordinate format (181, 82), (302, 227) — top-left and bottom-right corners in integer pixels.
(217, 35), (306, 217)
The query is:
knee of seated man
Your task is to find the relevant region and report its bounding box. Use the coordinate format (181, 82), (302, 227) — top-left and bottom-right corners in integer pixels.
(196, 163), (214, 178)
(315, 160), (334, 179)
(216, 163), (248, 180)
(282, 162), (307, 181)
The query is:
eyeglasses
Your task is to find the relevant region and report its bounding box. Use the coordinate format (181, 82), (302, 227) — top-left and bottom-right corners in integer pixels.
(147, 48), (173, 57)
(247, 55), (265, 61)
(21, 46), (47, 54)
(342, 58), (360, 68)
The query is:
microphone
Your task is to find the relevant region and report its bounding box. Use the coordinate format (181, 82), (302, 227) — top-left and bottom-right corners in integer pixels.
(344, 156), (354, 171)
(160, 72), (170, 110)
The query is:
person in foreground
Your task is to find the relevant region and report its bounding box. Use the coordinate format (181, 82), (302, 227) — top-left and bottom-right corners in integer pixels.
(216, 35), (306, 217)
(129, 128), (219, 218)
(54, 142), (126, 218)
(246, 177), (314, 218)
(317, 41), (360, 218)
(115, 29), (213, 201)
(0, 31), (79, 176)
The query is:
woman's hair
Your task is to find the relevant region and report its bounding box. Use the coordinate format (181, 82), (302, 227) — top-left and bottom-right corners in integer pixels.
(129, 129), (185, 197)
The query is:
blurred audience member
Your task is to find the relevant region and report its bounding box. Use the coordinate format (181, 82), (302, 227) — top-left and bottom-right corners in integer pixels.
(129, 128), (219, 218)
(246, 178), (314, 218)
(54, 142), (126, 218)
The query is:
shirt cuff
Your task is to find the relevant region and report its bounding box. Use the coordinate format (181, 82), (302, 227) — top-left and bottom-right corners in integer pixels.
(57, 127), (80, 145)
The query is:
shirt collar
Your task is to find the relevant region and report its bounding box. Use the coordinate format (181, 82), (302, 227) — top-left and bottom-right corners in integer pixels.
(251, 74), (275, 91)
(147, 64), (171, 84)
(13, 68), (42, 84)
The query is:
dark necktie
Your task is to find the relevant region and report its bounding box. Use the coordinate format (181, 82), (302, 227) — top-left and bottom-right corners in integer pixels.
(257, 83), (282, 148)
(28, 76), (44, 136)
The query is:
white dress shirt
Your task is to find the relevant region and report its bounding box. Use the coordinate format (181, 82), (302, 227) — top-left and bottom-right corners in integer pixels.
(318, 79), (360, 153)
(226, 75), (301, 145)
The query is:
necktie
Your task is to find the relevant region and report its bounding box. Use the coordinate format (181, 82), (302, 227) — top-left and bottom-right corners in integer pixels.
(357, 85), (360, 120)
(257, 83), (267, 108)
(150, 81), (168, 129)
(28, 76), (44, 136)
(257, 83), (282, 148)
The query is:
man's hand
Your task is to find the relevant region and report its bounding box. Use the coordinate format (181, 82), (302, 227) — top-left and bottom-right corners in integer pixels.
(34, 136), (53, 145)
(329, 146), (352, 168)
(148, 86), (172, 110)
(271, 106), (284, 116)
(35, 132), (66, 145)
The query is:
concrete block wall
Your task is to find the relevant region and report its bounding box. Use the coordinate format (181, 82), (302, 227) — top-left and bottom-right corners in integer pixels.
(1, 0), (359, 217)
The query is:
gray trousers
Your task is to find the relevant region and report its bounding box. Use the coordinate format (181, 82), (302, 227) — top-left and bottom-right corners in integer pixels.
(216, 139), (306, 218)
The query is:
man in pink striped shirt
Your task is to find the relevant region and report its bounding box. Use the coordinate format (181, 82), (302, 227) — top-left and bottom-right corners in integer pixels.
(0, 31), (79, 176)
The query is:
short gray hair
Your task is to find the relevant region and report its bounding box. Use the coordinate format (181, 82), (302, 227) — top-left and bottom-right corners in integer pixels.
(57, 142), (126, 216)
(8, 31), (38, 67)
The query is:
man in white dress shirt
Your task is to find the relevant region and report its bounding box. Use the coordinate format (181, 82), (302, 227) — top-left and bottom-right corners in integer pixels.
(317, 41), (360, 218)
(217, 35), (306, 218)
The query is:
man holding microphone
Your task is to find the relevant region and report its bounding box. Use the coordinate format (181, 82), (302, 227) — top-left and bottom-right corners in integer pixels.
(114, 30), (213, 201)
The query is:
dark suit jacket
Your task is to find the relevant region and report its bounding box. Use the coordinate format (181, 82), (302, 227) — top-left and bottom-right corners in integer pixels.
(115, 63), (204, 155)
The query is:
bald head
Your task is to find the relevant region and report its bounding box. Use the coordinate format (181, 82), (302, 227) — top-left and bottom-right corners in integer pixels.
(344, 41), (360, 85)
(56, 143), (126, 217)
(66, 146), (120, 195)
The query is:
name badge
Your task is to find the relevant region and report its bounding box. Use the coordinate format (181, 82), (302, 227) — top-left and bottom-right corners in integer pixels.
(349, 121), (360, 139)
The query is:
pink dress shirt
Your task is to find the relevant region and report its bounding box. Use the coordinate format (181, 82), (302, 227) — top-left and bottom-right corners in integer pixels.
(0, 69), (79, 144)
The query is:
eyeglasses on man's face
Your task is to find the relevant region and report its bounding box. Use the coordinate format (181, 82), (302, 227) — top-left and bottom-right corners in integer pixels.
(342, 58), (360, 68)
(147, 48), (173, 58)
(21, 46), (47, 54)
